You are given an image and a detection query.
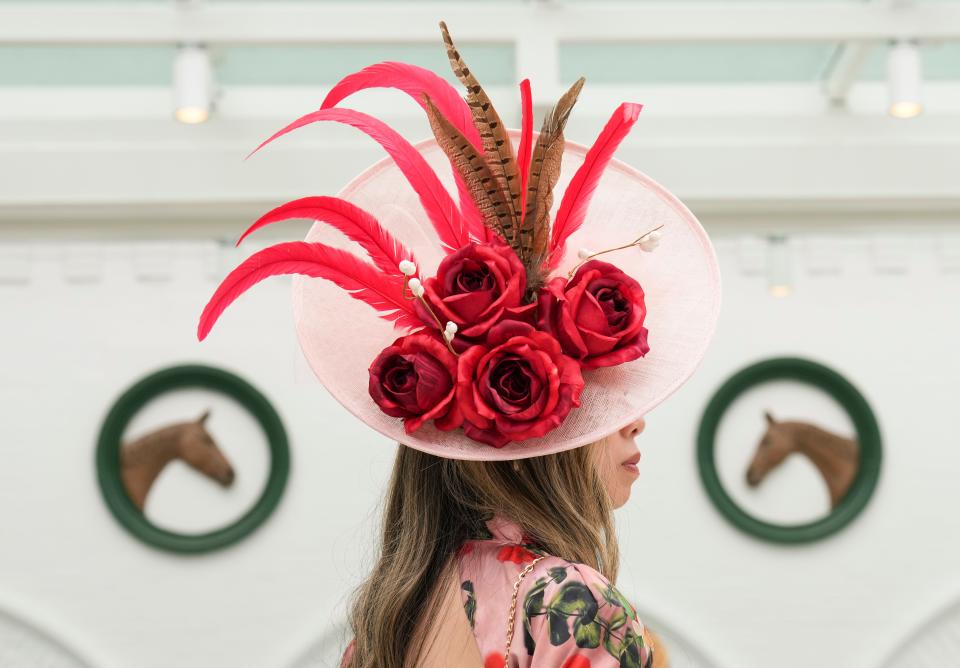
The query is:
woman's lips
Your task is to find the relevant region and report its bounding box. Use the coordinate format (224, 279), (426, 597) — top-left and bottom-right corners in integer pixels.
(621, 452), (641, 475)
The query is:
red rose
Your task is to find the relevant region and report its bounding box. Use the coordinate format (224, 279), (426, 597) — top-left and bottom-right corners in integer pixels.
(496, 545), (538, 564)
(538, 260), (650, 370)
(456, 321), (584, 447)
(415, 240), (536, 349)
(368, 333), (462, 433)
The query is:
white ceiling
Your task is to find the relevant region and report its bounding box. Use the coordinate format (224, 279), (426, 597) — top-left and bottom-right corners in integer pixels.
(1, 1), (958, 232)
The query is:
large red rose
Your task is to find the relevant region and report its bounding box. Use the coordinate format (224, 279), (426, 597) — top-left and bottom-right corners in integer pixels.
(456, 321), (584, 448)
(415, 240), (536, 349)
(368, 333), (462, 433)
(537, 260), (650, 370)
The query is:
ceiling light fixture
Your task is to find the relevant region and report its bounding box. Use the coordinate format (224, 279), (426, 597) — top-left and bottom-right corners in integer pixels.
(887, 39), (923, 119)
(173, 44), (213, 124)
(767, 235), (792, 298)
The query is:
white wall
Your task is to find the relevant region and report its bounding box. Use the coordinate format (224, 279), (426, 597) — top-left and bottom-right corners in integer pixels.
(0, 229), (958, 668)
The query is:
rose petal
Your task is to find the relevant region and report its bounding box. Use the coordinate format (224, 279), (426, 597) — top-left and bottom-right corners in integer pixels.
(494, 411), (561, 440)
(592, 283), (629, 330)
(445, 257), (493, 294)
(577, 288), (614, 334)
(413, 353), (453, 410)
(487, 320), (536, 346)
(557, 302), (588, 358)
(580, 328), (651, 370)
(433, 402), (463, 431)
(472, 379), (499, 421)
(401, 333), (459, 377)
(444, 289), (496, 322)
(528, 331), (565, 358)
(578, 327), (619, 357)
(557, 354), (586, 398)
(405, 386), (458, 433)
(464, 422), (510, 447)
(368, 348), (416, 418)
(502, 302), (538, 325)
(456, 345), (492, 428)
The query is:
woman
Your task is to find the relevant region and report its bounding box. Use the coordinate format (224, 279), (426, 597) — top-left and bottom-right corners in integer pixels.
(198, 21), (720, 668)
(346, 420), (661, 668)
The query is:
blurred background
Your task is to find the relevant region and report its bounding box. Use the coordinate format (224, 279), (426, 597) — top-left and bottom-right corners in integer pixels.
(1, 1), (959, 667)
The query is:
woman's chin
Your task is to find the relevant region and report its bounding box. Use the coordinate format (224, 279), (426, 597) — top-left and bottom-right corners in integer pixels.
(610, 468), (640, 507)
(610, 484), (632, 508)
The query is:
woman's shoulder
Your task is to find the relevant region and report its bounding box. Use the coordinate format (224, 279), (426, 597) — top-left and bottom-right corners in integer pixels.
(518, 555), (656, 668)
(457, 538), (656, 668)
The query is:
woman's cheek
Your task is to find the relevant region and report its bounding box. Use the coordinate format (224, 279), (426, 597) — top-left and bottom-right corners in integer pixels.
(594, 440), (634, 508)
(606, 470), (632, 509)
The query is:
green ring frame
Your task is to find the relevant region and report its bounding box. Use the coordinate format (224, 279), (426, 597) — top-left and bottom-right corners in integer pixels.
(96, 364), (290, 554)
(696, 357), (882, 544)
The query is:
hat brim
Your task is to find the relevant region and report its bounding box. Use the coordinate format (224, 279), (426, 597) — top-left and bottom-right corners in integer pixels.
(292, 131), (722, 461)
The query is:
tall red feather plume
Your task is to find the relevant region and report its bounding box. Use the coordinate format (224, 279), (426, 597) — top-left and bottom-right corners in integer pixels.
(321, 61), (481, 149)
(234, 195), (418, 276)
(197, 241), (422, 341)
(247, 107), (470, 252)
(320, 62), (487, 243)
(517, 79), (534, 220)
(548, 103), (643, 269)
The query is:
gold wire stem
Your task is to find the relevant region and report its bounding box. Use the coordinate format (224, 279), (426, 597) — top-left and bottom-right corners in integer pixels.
(402, 276), (459, 356)
(565, 224), (665, 280)
(402, 275), (416, 301)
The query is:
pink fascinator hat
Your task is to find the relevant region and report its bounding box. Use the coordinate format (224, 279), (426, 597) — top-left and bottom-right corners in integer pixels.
(198, 22), (721, 461)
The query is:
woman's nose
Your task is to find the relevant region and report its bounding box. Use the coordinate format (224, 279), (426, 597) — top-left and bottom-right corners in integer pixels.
(621, 417), (646, 438)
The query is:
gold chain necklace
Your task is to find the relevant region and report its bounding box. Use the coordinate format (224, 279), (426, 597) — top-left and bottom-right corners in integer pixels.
(503, 555), (545, 666)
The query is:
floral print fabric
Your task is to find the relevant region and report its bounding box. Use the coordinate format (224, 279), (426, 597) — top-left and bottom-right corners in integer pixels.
(457, 515), (655, 668)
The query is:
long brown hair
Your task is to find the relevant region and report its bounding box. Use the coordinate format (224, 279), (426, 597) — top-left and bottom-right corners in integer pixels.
(344, 440), (617, 668)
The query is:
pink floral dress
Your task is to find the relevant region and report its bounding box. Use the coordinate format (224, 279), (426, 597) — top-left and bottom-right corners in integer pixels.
(340, 515), (655, 668)
(457, 515), (655, 668)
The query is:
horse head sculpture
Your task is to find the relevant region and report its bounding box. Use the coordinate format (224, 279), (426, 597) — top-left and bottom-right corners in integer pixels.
(745, 410), (860, 509)
(120, 409), (236, 512)
(176, 409), (235, 486)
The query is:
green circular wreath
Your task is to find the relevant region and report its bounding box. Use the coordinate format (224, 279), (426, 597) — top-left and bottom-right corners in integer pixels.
(96, 364), (290, 554)
(696, 357), (882, 544)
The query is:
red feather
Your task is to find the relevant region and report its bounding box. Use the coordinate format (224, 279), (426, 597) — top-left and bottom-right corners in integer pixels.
(247, 107), (470, 252)
(548, 103), (643, 269)
(321, 61), (481, 149)
(234, 196), (418, 276)
(517, 79), (534, 219)
(197, 241), (422, 341)
(320, 62), (486, 243)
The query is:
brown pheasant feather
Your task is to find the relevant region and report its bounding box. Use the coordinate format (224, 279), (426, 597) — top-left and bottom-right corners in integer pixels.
(521, 77), (586, 292)
(422, 94), (513, 240)
(439, 21), (523, 245)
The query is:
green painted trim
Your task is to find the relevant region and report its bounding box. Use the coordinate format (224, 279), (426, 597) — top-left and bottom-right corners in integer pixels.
(96, 364), (290, 554)
(696, 357), (882, 544)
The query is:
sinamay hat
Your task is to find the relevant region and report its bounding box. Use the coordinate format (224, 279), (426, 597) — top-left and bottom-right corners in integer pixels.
(198, 22), (722, 461)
